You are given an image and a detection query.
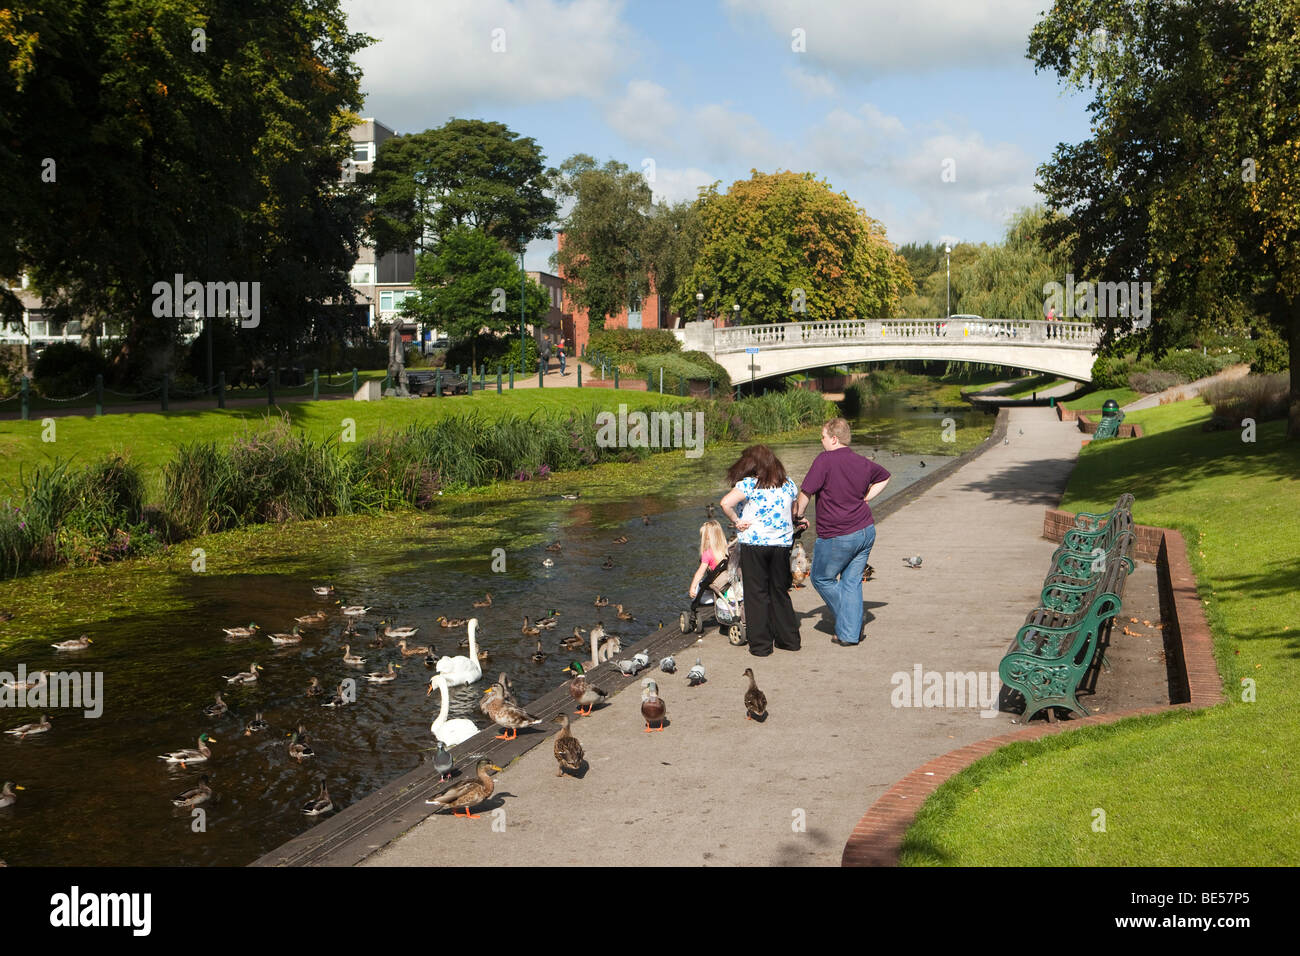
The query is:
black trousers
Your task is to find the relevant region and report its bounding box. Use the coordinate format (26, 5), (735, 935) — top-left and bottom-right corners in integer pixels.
(739, 543), (800, 654)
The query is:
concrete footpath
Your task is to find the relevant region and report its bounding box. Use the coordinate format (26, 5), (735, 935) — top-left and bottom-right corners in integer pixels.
(360, 405), (1086, 867)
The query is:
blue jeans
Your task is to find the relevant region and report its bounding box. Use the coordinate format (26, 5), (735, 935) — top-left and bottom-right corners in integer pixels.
(558, 352), (566, 374)
(810, 524), (876, 644)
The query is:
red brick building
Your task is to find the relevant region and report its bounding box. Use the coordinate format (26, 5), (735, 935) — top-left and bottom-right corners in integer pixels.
(555, 232), (681, 356)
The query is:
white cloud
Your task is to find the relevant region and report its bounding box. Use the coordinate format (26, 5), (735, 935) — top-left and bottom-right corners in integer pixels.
(605, 81), (679, 146)
(646, 166), (718, 205)
(345, 0), (632, 127)
(784, 65), (836, 98)
(726, 0), (1043, 76)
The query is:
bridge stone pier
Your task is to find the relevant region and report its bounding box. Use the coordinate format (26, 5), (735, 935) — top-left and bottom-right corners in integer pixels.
(676, 318), (1101, 384)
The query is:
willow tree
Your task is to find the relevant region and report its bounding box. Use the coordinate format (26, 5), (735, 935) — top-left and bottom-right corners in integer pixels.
(954, 207), (1072, 320)
(1031, 0), (1300, 436)
(674, 170), (912, 324)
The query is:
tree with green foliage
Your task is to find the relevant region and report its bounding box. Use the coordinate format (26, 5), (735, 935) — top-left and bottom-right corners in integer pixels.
(640, 199), (702, 327)
(954, 207), (1072, 320)
(0, 0), (370, 381)
(403, 225), (548, 373)
(364, 118), (556, 259)
(549, 154), (655, 330)
(897, 241), (987, 317)
(674, 170), (912, 323)
(1030, 0), (1300, 437)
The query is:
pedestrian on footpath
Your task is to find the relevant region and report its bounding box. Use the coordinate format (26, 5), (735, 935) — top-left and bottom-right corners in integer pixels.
(557, 342), (567, 376)
(720, 445), (801, 657)
(540, 338), (552, 376)
(796, 418), (890, 646)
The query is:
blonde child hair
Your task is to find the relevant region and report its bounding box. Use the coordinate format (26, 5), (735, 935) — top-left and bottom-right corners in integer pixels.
(699, 519), (727, 564)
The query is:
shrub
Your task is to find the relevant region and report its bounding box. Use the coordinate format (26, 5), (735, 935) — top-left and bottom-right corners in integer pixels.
(446, 333), (536, 372)
(633, 351), (729, 392)
(1128, 370), (1185, 393)
(681, 350), (731, 387)
(1156, 350), (1217, 382)
(1251, 325), (1289, 375)
(1202, 373), (1289, 423)
(33, 342), (108, 397)
(587, 328), (681, 366)
(1091, 354), (1131, 389)
(0, 346), (25, 396)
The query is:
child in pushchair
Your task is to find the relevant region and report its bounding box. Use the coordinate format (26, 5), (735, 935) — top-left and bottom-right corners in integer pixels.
(682, 519), (747, 644)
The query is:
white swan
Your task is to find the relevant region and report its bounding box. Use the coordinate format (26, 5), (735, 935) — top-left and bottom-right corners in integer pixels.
(428, 674), (479, 746)
(435, 617), (483, 687)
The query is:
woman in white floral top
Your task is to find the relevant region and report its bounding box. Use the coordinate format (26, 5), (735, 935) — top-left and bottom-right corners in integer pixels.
(720, 444), (802, 656)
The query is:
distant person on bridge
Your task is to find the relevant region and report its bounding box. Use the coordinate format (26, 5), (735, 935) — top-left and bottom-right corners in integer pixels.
(795, 418), (891, 647)
(1047, 305), (1056, 339)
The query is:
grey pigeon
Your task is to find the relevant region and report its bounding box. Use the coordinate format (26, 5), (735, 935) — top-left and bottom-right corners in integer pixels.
(1004, 437), (1010, 445)
(433, 740), (453, 781)
(659, 655), (676, 674)
(686, 658), (707, 686)
(615, 659), (640, 676)
(904, 556), (923, 568)
(632, 651), (650, 671)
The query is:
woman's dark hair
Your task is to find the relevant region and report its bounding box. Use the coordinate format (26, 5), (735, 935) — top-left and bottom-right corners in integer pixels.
(726, 444), (787, 489)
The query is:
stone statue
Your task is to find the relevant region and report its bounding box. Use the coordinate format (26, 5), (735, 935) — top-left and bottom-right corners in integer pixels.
(386, 322), (408, 396)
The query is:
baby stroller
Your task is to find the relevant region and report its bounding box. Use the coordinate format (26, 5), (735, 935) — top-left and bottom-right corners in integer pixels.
(680, 537), (746, 644)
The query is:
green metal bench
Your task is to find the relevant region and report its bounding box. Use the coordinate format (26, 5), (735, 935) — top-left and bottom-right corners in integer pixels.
(1041, 530), (1137, 613)
(1000, 555), (1132, 721)
(1069, 493), (1135, 533)
(1052, 509), (1135, 576)
(1092, 409), (1125, 439)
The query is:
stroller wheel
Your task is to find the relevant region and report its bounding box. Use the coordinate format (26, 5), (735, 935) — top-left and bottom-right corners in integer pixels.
(727, 623), (746, 646)
(679, 611), (691, 634)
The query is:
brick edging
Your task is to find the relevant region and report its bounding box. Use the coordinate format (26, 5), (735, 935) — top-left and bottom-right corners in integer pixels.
(840, 518), (1225, 867)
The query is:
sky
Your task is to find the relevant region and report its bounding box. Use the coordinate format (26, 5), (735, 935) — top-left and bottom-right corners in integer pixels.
(341, 0), (1095, 272)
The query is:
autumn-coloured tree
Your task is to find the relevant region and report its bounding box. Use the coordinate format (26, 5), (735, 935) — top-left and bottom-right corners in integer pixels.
(673, 170), (911, 324)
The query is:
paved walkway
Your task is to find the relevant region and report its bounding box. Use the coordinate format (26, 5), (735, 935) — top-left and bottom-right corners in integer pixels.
(362, 405), (1086, 867)
(1122, 363), (1249, 411)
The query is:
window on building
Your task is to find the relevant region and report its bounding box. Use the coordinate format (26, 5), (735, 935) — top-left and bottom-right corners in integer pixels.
(352, 142), (371, 163)
(380, 291), (393, 312)
(351, 265), (374, 285)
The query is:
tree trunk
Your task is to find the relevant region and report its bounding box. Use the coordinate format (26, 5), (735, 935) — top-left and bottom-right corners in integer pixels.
(1289, 308), (1300, 439)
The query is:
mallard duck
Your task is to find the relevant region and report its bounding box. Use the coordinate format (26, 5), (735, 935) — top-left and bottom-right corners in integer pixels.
(552, 714), (584, 777)
(641, 513), (651, 525)
(472, 592), (493, 608)
(616, 604), (635, 621)
(381, 621), (419, 640)
(437, 615), (467, 628)
(641, 679), (667, 732)
(367, 632), (387, 649)
(427, 674), (479, 746)
(302, 778), (333, 816)
(521, 616), (541, 637)
(397, 638), (431, 658)
(288, 727), (316, 760)
(563, 661), (609, 716)
(203, 693), (228, 718)
(340, 644), (365, 666)
(743, 667), (768, 720)
(560, 492), (581, 500)
(244, 711), (269, 735)
(222, 623), (259, 639)
(0, 610), (13, 623)
(294, 610), (327, 625)
(433, 740), (454, 781)
(423, 645), (437, 669)
(51, 634), (92, 651)
(532, 640), (548, 664)
(705, 503), (715, 520)
(338, 604), (371, 617)
(1, 670), (46, 693)
(364, 661), (400, 684)
(435, 618), (483, 687)
(542, 558), (555, 568)
(0, 782), (23, 808)
(862, 564), (875, 582)
(790, 542), (810, 588)
(158, 734), (215, 766)
(686, 658), (706, 686)
(172, 775), (213, 807)
(593, 595), (610, 608)
(425, 758), (502, 818)
(322, 682), (351, 708)
(545, 541), (563, 552)
(481, 682), (542, 740)
(268, 626), (303, 645)
(5, 715), (51, 738)
(306, 676), (325, 697)
(224, 662), (263, 684)
(559, 626), (585, 650)
(601, 556), (614, 569)
(612, 535), (628, 545)
(312, 585), (336, 596)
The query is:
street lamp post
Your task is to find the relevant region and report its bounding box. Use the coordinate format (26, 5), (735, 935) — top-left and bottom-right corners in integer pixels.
(945, 244), (952, 318)
(732, 303), (739, 326)
(519, 243), (526, 369)
(695, 291), (704, 324)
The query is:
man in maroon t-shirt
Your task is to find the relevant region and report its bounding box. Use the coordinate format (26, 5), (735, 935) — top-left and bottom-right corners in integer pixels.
(795, 418), (890, 646)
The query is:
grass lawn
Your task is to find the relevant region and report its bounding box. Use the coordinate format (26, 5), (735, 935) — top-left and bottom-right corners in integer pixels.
(1060, 386), (1142, 410)
(0, 389), (689, 501)
(900, 398), (1300, 865)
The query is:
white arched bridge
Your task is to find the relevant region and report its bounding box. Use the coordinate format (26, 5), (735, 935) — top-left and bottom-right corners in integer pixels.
(674, 318), (1101, 384)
